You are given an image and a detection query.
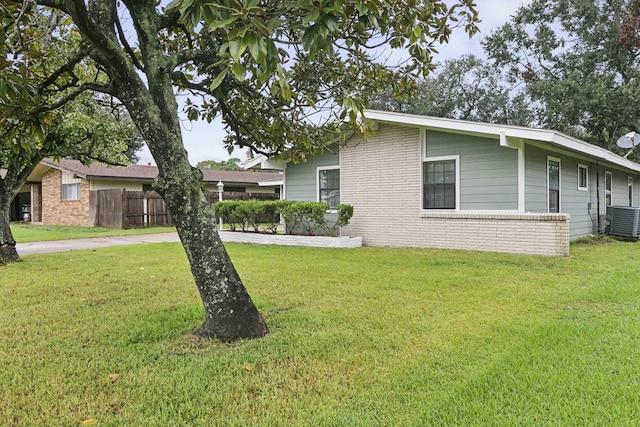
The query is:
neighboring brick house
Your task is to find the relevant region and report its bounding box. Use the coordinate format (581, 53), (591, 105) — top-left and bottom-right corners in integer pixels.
(9, 158), (282, 226)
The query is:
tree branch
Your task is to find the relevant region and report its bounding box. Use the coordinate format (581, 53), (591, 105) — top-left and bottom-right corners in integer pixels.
(37, 46), (92, 93)
(114, 12), (143, 71)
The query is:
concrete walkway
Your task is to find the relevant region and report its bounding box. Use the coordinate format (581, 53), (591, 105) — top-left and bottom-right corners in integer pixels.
(16, 232), (181, 255)
(16, 230), (363, 255)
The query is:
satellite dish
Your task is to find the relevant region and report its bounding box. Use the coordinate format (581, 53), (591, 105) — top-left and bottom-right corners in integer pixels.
(616, 131), (640, 149)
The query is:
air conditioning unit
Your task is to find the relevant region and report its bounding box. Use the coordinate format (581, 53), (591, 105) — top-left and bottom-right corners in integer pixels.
(608, 206), (640, 238)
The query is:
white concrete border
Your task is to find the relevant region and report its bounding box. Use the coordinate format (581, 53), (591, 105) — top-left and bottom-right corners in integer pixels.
(219, 231), (362, 248)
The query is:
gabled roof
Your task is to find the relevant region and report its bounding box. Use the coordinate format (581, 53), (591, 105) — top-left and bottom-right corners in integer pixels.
(365, 110), (640, 173)
(38, 158), (282, 185)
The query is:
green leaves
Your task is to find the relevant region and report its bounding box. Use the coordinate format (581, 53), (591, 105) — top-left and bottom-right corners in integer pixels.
(483, 0), (640, 154)
(163, 0), (479, 156)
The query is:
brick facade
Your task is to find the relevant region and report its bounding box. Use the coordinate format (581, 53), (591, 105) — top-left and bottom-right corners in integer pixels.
(41, 169), (91, 226)
(340, 123), (571, 257)
(30, 184), (42, 222)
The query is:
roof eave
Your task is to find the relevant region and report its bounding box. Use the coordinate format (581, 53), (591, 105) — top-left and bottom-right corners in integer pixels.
(364, 110), (640, 173)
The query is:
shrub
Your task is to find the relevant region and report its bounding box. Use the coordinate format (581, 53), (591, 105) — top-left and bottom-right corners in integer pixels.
(213, 201), (243, 231)
(262, 200), (291, 234)
(282, 201), (329, 235)
(213, 199), (353, 236)
(319, 204), (354, 237)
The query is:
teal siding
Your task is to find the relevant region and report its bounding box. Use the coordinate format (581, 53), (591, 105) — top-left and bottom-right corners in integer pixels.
(285, 145), (339, 201)
(522, 144), (640, 239)
(426, 130), (518, 210)
(523, 146), (548, 212)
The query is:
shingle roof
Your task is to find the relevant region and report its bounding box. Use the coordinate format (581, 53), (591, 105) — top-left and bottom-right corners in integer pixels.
(39, 158), (282, 185)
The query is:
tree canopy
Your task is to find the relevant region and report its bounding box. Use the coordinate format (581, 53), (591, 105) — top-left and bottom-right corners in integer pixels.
(196, 158), (242, 170)
(2, 0), (479, 340)
(0, 3), (141, 263)
(370, 54), (535, 126)
(483, 0), (640, 154)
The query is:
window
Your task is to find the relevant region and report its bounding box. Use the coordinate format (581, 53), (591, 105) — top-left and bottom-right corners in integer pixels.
(61, 171), (81, 201)
(547, 157), (560, 213)
(318, 167), (340, 210)
(578, 164), (588, 191)
(629, 176), (634, 207)
(423, 157), (458, 210)
(605, 171), (612, 206)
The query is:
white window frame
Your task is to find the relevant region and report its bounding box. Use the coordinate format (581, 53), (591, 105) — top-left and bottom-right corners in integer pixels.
(605, 171), (613, 206)
(547, 156), (561, 213)
(421, 155), (460, 211)
(61, 171), (81, 201)
(577, 164), (588, 192)
(629, 176), (634, 207)
(316, 165), (340, 212)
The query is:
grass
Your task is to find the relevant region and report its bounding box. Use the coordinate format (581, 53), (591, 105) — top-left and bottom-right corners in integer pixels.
(10, 223), (176, 242)
(1, 239), (640, 425)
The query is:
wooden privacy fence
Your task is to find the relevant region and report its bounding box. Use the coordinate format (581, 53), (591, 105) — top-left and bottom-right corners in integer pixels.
(205, 191), (280, 204)
(91, 189), (279, 229)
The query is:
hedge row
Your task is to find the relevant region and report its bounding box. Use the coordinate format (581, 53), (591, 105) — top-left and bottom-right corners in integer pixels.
(212, 200), (354, 236)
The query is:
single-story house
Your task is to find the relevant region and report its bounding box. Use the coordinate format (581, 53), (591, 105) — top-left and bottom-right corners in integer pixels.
(245, 110), (640, 256)
(9, 158), (282, 226)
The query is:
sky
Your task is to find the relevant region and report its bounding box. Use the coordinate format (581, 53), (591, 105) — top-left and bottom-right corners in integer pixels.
(136, 1), (531, 166)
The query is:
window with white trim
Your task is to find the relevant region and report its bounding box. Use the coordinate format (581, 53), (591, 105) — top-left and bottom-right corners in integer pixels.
(422, 156), (458, 210)
(577, 164), (588, 191)
(629, 176), (634, 207)
(318, 167), (340, 210)
(61, 171), (81, 201)
(547, 157), (561, 213)
(605, 171), (612, 206)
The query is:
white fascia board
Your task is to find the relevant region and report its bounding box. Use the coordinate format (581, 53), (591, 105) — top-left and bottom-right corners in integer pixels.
(258, 179), (284, 187)
(241, 155), (287, 171)
(240, 155), (267, 170)
(364, 110), (640, 173)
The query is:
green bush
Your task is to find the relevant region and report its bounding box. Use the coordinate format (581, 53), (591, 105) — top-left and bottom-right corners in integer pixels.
(282, 201), (328, 235)
(213, 201), (243, 231)
(262, 200), (291, 234)
(213, 199), (353, 236)
(319, 204), (355, 237)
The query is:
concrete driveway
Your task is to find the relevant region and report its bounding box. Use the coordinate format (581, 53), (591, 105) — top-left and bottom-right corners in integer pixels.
(16, 232), (181, 255)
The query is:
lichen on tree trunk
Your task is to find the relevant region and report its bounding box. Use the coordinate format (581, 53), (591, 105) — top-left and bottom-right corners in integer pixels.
(155, 164), (268, 341)
(0, 194), (20, 264)
(49, 0), (269, 341)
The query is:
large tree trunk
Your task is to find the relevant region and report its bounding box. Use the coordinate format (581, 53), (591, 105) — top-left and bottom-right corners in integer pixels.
(149, 135), (268, 341)
(0, 188), (21, 263)
(61, 0), (268, 341)
(117, 86), (268, 341)
(158, 165), (268, 341)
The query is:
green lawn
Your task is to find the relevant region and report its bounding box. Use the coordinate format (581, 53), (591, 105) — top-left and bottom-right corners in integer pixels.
(10, 223), (176, 242)
(1, 239), (639, 425)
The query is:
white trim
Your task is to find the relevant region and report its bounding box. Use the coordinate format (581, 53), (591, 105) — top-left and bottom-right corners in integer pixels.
(421, 211), (569, 220)
(499, 132), (525, 211)
(547, 156), (561, 213)
(365, 110), (640, 173)
(577, 163), (589, 192)
(518, 144), (525, 212)
(282, 169), (287, 200)
(316, 165), (340, 212)
(241, 154), (287, 171)
(629, 176), (634, 207)
(257, 179), (283, 187)
(421, 154), (460, 211)
(605, 170), (613, 206)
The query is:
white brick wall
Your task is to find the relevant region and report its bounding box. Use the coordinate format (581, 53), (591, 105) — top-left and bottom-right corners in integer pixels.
(340, 123), (570, 256)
